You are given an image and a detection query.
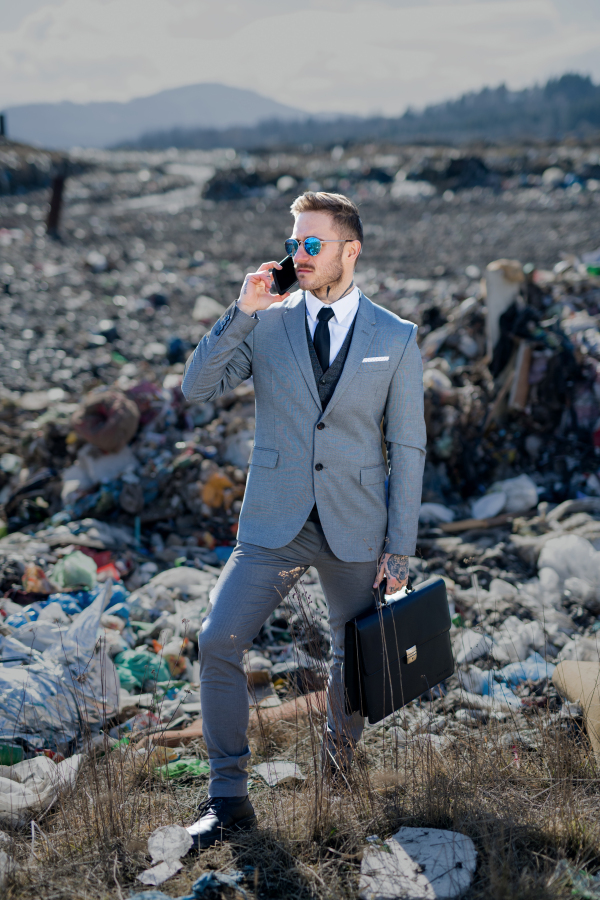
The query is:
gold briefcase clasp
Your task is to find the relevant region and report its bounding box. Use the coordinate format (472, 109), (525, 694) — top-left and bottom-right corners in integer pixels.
(406, 645), (417, 664)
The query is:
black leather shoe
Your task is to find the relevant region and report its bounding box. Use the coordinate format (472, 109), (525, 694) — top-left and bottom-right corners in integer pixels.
(186, 795), (256, 850)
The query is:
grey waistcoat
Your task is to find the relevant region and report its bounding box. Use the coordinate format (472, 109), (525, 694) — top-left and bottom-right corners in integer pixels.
(304, 310), (357, 411)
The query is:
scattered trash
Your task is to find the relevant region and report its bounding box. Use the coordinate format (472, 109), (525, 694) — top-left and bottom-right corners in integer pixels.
(156, 757), (210, 781)
(359, 826), (477, 900)
(1, 141), (600, 777)
(137, 824), (193, 886)
(549, 859), (600, 900)
(253, 761), (305, 787)
(183, 871), (248, 899)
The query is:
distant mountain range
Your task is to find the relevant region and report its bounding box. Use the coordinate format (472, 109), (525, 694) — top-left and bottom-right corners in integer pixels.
(4, 74), (599, 152)
(2, 83), (306, 150)
(125, 73), (600, 151)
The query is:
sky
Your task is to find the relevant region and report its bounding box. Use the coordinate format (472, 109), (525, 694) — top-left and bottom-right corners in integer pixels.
(2, 0), (600, 116)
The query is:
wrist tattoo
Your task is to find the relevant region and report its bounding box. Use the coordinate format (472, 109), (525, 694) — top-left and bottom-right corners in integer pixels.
(386, 554), (409, 582)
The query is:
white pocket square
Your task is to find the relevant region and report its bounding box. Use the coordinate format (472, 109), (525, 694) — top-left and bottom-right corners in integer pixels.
(362, 356), (389, 362)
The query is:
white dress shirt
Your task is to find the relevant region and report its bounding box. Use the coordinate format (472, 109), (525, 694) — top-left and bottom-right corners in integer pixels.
(304, 286), (360, 367)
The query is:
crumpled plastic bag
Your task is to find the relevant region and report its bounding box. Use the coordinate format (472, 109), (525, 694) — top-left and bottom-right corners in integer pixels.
(0, 581), (119, 750)
(156, 758), (210, 781)
(113, 648), (170, 691)
(137, 825), (193, 886)
(0, 753), (83, 825)
(51, 550), (97, 591)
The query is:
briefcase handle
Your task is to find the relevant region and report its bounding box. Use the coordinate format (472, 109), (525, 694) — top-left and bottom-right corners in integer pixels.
(376, 577), (414, 608)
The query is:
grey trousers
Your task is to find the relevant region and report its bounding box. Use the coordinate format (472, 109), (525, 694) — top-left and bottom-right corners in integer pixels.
(198, 520), (377, 797)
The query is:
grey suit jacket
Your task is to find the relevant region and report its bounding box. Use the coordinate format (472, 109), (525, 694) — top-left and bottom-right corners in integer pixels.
(182, 290), (426, 562)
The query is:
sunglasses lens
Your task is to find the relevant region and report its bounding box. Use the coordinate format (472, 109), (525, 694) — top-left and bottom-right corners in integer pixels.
(305, 237), (321, 256)
(285, 239), (298, 256)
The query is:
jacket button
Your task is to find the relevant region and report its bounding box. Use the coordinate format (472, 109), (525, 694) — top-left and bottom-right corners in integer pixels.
(315, 463), (323, 471)
(317, 423), (325, 430)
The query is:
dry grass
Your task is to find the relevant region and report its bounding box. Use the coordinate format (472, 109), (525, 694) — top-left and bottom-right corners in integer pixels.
(2, 706), (600, 900)
(3, 584), (600, 899)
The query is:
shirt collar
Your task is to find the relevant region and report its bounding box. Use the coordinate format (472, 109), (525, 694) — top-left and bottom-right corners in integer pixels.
(305, 285), (361, 324)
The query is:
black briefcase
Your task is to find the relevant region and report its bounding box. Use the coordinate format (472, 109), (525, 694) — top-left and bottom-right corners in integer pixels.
(344, 576), (454, 725)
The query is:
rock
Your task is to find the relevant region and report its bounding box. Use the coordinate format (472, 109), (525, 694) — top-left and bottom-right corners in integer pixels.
(359, 826), (477, 899)
(192, 295), (226, 321)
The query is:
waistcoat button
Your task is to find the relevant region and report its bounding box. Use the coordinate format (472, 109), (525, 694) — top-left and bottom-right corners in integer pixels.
(315, 463), (323, 471)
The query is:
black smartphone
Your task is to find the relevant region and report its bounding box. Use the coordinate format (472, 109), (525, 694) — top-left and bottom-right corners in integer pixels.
(271, 256), (298, 295)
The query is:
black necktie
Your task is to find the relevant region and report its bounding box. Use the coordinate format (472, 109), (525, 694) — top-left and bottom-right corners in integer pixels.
(314, 307), (335, 372)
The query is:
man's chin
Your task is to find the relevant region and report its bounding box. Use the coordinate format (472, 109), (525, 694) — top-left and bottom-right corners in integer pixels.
(296, 272), (316, 289)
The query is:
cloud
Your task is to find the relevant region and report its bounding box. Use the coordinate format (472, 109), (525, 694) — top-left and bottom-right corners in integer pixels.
(1, 0), (600, 113)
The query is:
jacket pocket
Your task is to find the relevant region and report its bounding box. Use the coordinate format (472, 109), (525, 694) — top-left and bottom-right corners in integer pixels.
(360, 463), (387, 485)
(250, 447), (279, 468)
(359, 360), (390, 373)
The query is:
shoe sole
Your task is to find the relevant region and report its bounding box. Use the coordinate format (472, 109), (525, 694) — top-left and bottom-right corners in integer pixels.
(195, 814), (257, 850)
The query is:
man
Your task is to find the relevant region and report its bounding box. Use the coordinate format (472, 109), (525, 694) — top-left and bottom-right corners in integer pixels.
(181, 192), (426, 849)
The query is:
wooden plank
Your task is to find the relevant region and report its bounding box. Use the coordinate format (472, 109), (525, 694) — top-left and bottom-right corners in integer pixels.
(142, 690), (327, 747)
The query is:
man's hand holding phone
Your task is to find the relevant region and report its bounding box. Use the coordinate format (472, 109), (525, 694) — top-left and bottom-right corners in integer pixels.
(237, 261), (291, 316)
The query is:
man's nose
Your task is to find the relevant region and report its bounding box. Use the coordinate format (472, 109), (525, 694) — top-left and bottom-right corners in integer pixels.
(293, 242), (310, 261)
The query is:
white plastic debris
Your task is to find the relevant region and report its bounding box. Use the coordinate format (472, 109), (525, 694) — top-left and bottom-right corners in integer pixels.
(491, 615), (546, 664)
(137, 824), (193, 886)
(419, 503), (455, 525)
(0, 754), (83, 825)
(148, 824), (193, 864)
(359, 826), (477, 899)
(254, 761), (305, 786)
(471, 491), (506, 520)
(493, 474), (539, 514)
(539, 535), (600, 589)
(485, 258), (524, 357)
(472, 474), (538, 519)
(557, 635), (600, 663)
(452, 629), (494, 666)
(137, 860), (183, 886)
(0, 848), (13, 890)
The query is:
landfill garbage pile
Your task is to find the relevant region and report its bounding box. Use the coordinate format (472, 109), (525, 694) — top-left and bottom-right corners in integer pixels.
(0, 140), (599, 771)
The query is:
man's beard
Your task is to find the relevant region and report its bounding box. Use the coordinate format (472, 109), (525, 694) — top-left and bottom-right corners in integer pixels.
(295, 248), (345, 294)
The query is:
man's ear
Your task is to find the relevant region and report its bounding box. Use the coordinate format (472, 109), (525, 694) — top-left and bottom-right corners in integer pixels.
(348, 240), (362, 263)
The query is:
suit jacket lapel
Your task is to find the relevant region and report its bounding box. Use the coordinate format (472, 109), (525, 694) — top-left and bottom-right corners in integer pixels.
(283, 293), (322, 410)
(320, 292), (377, 421)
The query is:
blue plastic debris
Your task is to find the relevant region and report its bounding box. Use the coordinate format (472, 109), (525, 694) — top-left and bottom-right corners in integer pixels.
(214, 546), (234, 563)
(496, 652), (555, 687)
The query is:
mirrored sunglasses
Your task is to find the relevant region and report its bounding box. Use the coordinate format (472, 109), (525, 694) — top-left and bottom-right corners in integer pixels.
(285, 237), (351, 257)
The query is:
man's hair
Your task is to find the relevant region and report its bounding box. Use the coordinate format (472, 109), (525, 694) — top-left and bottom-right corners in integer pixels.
(290, 191), (363, 245)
